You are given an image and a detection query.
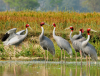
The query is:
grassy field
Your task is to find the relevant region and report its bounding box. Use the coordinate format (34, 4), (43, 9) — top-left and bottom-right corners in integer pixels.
(0, 11), (100, 60)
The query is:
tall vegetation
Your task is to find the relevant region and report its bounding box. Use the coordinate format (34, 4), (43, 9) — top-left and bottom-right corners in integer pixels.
(3, 0), (40, 11)
(0, 0), (6, 11)
(0, 11), (100, 60)
(0, 0), (100, 12)
(81, 0), (100, 12)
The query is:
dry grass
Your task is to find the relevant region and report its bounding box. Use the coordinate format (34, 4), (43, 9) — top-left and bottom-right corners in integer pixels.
(0, 11), (100, 33)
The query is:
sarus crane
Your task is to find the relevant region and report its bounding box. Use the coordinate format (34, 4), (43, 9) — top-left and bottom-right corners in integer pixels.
(52, 23), (72, 62)
(39, 22), (55, 63)
(2, 24), (31, 60)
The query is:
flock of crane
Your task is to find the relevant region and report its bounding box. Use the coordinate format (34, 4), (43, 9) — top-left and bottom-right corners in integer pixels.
(1, 22), (97, 66)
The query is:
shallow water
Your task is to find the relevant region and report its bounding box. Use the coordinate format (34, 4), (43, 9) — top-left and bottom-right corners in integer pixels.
(0, 61), (100, 76)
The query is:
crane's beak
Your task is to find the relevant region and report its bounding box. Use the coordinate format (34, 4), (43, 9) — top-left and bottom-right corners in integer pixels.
(29, 26), (32, 30)
(45, 23), (50, 26)
(65, 27), (70, 30)
(91, 29), (97, 32)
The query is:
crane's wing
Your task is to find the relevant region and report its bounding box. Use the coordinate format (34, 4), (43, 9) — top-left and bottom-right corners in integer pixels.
(7, 29), (25, 41)
(72, 34), (83, 40)
(5, 35), (25, 46)
(72, 40), (82, 52)
(2, 33), (10, 41)
(82, 43), (97, 61)
(7, 28), (17, 34)
(55, 36), (71, 49)
(16, 30), (25, 35)
(2, 28), (17, 41)
(40, 36), (55, 55)
(78, 37), (86, 42)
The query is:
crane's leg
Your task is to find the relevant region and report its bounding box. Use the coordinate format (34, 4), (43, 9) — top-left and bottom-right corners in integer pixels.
(9, 50), (12, 60)
(14, 46), (17, 61)
(89, 55), (90, 67)
(12, 45), (16, 61)
(14, 47), (16, 61)
(8, 45), (12, 60)
(76, 52), (77, 66)
(86, 56), (88, 66)
(61, 49), (63, 63)
(47, 50), (48, 62)
(53, 55), (54, 61)
(80, 50), (82, 67)
(44, 50), (46, 64)
(64, 50), (66, 63)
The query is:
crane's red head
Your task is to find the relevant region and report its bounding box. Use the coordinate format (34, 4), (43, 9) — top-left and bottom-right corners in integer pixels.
(53, 23), (56, 27)
(87, 28), (91, 35)
(26, 24), (29, 28)
(40, 22), (45, 26)
(80, 29), (84, 33)
(70, 26), (74, 31)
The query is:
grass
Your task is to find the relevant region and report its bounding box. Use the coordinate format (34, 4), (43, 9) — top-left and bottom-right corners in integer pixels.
(0, 11), (100, 60)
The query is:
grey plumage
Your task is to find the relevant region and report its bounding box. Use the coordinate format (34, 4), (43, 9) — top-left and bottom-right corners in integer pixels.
(16, 30), (25, 35)
(71, 29), (86, 42)
(40, 35), (55, 55)
(72, 32), (83, 40)
(53, 25), (72, 56)
(81, 28), (97, 61)
(2, 28), (25, 42)
(2, 28), (17, 41)
(82, 43), (97, 61)
(39, 23), (55, 55)
(69, 27), (87, 58)
(2, 24), (30, 46)
(54, 36), (72, 55)
(2, 24), (30, 60)
(69, 27), (85, 53)
(69, 27), (97, 62)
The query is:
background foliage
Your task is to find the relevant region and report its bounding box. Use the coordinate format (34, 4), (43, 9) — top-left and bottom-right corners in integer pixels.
(3, 0), (40, 11)
(0, 0), (100, 12)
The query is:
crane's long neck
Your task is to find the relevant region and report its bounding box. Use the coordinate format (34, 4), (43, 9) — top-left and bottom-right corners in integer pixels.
(40, 27), (44, 40)
(53, 27), (56, 37)
(82, 34), (90, 47)
(24, 28), (28, 38)
(70, 31), (73, 42)
(79, 31), (81, 35)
